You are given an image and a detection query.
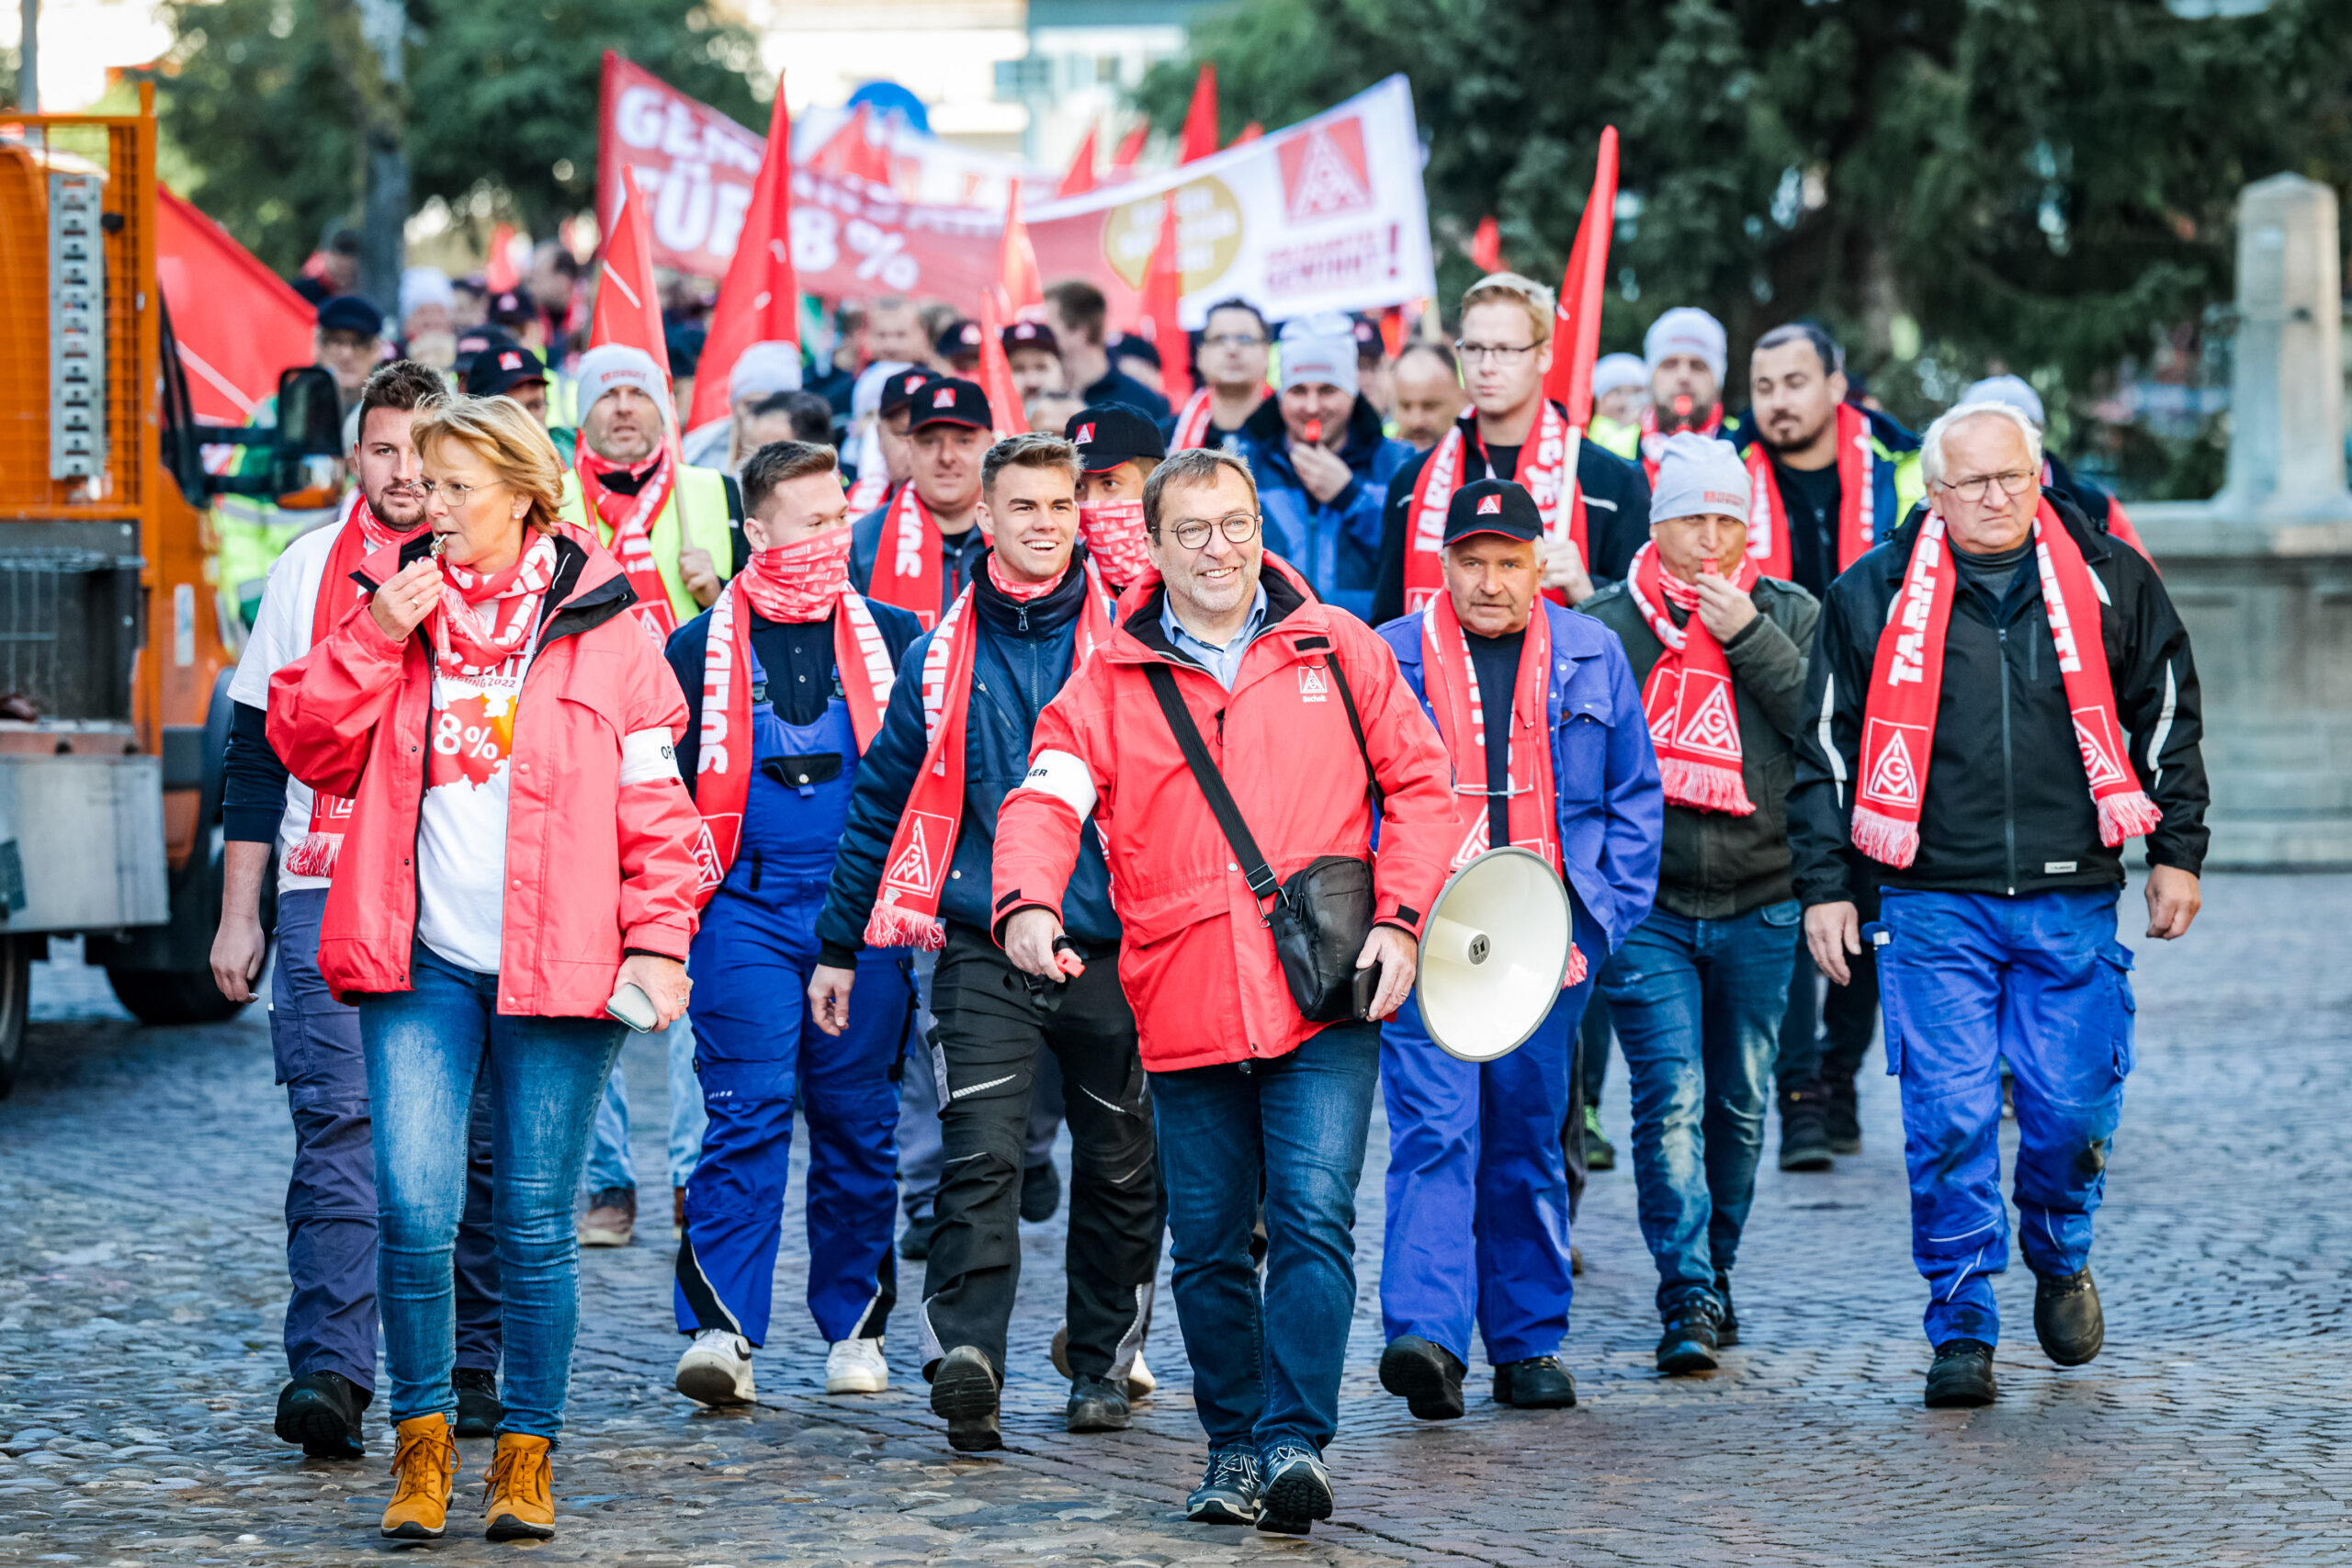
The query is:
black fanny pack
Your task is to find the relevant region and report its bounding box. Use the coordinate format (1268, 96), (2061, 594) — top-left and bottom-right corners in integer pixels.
(1144, 654), (1382, 1024)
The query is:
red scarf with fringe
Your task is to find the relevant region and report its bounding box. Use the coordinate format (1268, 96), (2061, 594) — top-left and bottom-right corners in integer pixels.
(1626, 541), (1758, 816)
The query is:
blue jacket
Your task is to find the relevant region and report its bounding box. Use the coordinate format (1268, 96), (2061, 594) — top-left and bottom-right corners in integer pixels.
(1239, 394), (1415, 623)
(1375, 601), (1663, 956)
(818, 558), (1121, 964)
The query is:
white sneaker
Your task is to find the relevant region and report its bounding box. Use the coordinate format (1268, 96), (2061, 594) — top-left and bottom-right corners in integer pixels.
(1125, 1346), (1158, 1400)
(674, 1329), (756, 1406)
(825, 1336), (889, 1394)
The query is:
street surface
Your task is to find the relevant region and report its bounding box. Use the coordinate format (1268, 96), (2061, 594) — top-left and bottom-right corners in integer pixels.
(0, 873), (2343, 1565)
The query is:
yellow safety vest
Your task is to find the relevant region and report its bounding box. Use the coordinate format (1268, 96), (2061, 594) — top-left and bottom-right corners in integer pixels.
(557, 461), (736, 624)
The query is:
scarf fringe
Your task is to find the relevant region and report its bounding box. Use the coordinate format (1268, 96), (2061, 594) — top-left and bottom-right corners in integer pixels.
(2096, 790), (2163, 848)
(284, 833), (340, 880)
(1849, 805), (1920, 870)
(1563, 942), (1587, 989)
(1659, 757), (1757, 818)
(864, 902), (945, 953)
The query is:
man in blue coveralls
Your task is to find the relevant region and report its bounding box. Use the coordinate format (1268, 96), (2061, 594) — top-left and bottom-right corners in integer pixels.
(662, 441), (926, 1404)
(1372, 479), (1662, 1417)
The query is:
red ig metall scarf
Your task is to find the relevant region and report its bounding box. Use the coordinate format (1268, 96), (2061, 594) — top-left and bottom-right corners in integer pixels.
(1742, 402), (1877, 582)
(1852, 500), (2161, 868)
(1170, 387), (1218, 450)
(1625, 541), (1758, 816)
(865, 559), (1114, 950)
(1418, 589), (1584, 987)
(575, 445), (680, 642)
(431, 532), (558, 677)
(284, 491), (415, 878)
(868, 483), (948, 630)
(1405, 401), (1581, 615)
(690, 528), (896, 905)
(1078, 499), (1154, 592)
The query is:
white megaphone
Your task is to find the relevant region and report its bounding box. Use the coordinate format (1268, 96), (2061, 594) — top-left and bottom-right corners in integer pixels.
(1413, 846), (1575, 1064)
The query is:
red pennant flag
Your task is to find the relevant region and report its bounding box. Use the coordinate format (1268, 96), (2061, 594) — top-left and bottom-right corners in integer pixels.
(998, 185), (1044, 320)
(1229, 121), (1262, 147)
(1109, 120), (1150, 181)
(977, 287), (1026, 438)
(812, 104), (892, 187)
(1141, 193), (1192, 402)
(1543, 126), (1619, 423)
(591, 164), (673, 385)
(485, 223), (520, 292)
(690, 74), (800, 431)
(1470, 215), (1504, 275)
(1057, 123), (1100, 198)
(155, 186), (317, 423)
(1179, 64), (1219, 164)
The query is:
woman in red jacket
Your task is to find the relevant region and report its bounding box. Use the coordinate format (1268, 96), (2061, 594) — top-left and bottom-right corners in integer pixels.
(268, 396), (702, 1545)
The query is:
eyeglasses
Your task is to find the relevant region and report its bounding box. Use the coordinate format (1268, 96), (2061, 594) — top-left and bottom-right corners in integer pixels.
(1159, 512), (1262, 550)
(418, 479), (501, 506)
(1457, 343), (1538, 364)
(1203, 333), (1266, 349)
(1934, 470), (2037, 503)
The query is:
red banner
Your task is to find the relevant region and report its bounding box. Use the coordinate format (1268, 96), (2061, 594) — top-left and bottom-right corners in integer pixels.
(598, 51), (768, 281)
(156, 188), (317, 423)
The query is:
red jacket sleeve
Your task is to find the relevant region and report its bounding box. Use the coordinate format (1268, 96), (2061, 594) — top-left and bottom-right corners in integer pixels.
(1337, 616), (1455, 936)
(989, 663), (1111, 940)
(612, 629), (702, 962)
(266, 597), (410, 802)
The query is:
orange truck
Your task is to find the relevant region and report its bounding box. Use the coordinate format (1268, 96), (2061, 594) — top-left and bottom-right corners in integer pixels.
(0, 88), (340, 1091)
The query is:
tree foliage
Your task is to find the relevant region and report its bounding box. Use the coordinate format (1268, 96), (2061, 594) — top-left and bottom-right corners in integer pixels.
(1139, 0), (2352, 440)
(150, 0), (764, 273)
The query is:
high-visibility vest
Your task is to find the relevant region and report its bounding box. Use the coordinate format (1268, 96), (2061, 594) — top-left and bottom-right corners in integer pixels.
(557, 462), (737, 624)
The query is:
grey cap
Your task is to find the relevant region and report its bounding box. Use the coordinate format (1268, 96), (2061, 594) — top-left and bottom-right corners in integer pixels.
(1649, 431), (1751, 525)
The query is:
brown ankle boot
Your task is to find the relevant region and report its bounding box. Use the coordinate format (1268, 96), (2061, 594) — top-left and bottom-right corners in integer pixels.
(483, 1432), (557, 1540)
(379, 1415), (458, 1540)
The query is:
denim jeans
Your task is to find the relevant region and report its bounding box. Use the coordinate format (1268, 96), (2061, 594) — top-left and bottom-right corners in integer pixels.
(1150, 1021), (1379, 1458)
(1600, 899), (1800, 1314)
(361, 943), (626, 1442)
(585, 1013), (706, 1195)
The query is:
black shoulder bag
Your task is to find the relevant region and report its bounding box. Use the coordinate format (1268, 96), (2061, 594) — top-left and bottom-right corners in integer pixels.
(1143, 652), (1382, 1023)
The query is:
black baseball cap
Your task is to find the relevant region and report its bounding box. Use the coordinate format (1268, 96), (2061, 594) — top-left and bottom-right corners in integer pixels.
(467, 340), (548, 399)
(1443, 479), (1544, 547)
(486, 286), (537, 328)
(1063, 404), (1165, 473)
(878, 367), (936, 418)
(316, 295), (386, 338)
(906, 376), (992, 433)
(1003, 320), (1060, 356)
(1109, 332), (1160, 369)
(934, 318), (983, 362)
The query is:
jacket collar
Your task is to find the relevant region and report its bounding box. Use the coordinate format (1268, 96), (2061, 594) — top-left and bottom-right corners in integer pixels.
(1241, 392), (1389, 474)
(971, 547), (1091, 639)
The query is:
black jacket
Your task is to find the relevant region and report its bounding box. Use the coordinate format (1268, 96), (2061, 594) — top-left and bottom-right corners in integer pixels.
(1790, 495), (2208, 905)
(1370, 407), (1652, 625)
(1579, 575), (1819, 919)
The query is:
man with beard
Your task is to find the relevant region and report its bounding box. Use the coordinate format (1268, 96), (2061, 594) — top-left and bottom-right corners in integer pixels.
(1634, 308), (1729, 480)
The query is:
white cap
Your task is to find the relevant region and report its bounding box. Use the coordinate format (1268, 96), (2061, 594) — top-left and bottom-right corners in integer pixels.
(1593, 353), (1648, 398)
(728, 340), (804, 405)
(853, 359), (915, 420)
(1649, 431), (1750, 525)
(1961, 374), (2045, 429)
(1277, 312), (1361, 398)
(576, 344), (672, 426)
(399, 265), (454, 325)
(1644, 306), (1727, 381)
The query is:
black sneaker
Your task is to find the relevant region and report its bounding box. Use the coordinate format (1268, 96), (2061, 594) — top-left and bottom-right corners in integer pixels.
(1713, 1272), (1739, 1348)
(1377, 1335), (1465, 1420)
(1924, 1338), (1998, 1407)
(452, 1367), (502, 1439)
(1778, 1090), (1835, 1171)
(1187, 1447), (1261, 1525)
(898, 1215), (936, 1261)
(1580, 1104), (1616, 1171)
(929, 1346), (1002, 1452)
(1257, 1441), (1331, 1535)
(1065, 1373), (1130, 1433)
(276, 1370), (368, 1459)
(1657, 1302), (1721, 1375)
(1824, 1075), (1862, 1155)
(1491, 1356), (1577, 1408)
(1020, 1159), (1062, 1223)
(2033, 1267), (2105, 1366)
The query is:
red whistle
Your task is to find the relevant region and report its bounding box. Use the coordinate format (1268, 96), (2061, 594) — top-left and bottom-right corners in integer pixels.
(1303, 417), (1324, 445)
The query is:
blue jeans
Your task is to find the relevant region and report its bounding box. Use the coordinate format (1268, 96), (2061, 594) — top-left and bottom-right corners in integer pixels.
(1600, 899), (1800, 1314)
(585, 1012), (706, 1194)
(1150, 1021), (1379, 1458)
(360, 944), (626, 1442)
(1876, 888), (2133, 1348)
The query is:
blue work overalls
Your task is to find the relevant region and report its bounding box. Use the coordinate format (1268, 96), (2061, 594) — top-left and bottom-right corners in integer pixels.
(674, 635), (915, 1346)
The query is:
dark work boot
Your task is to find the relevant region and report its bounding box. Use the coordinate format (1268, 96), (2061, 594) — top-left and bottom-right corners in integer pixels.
(1713, 1272), (1739, 1348)
(1377, 1335), (1465, 1420)
(1656, 1301), (1721, 1375)
(1778, 1090), (1834, 1171)
(1491, 1357), (1577, 1408)
(930, 1346), (1002, 1452)
(1924, 1338), (1998, 1407)
(1824, 1076), (1862, 1156)
(276, 1370), (369, 1459)
(1065, 1373), (1131, 1433)
(452, 1366), (503, 1439)
(2033, 1268), (2105, 1366)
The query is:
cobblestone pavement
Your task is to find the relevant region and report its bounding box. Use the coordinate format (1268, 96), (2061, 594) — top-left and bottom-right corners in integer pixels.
(0, 874), (2346, 1566)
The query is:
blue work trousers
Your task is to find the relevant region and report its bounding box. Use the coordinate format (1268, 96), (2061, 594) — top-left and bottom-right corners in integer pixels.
(1875, 887), (2135, 1348)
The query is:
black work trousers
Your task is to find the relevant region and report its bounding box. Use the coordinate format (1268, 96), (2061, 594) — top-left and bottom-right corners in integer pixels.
(1779, 872), (1882, 1094)
(920, 922), (1162, 1386)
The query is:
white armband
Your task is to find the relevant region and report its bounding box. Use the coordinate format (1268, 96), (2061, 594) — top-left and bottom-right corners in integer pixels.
(618, 728), (683, 786)
(1016, 749), (1098, 818)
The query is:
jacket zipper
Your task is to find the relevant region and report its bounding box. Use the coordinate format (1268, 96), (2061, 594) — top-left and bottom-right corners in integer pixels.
(1997, 622), (2018, 895)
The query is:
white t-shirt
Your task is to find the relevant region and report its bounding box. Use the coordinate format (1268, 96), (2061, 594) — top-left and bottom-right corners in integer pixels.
(414, 637), (532, 976)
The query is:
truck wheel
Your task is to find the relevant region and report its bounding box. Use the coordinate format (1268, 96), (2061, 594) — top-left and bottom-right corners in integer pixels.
(105, 966), (250, 1027)
(0, 936), (33, 1098)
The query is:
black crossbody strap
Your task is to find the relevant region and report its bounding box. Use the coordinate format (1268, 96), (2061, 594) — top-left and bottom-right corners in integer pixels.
(1322, 652), (1383, 812)
(1142, 662), (1282, 902)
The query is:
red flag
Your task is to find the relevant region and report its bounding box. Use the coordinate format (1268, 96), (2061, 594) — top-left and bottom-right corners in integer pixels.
(1543, 126), (1618, 423)
(690, 76), (800, 431)
(485, 223), (520, 292)
(1230, 121), (1263, 147)
(155, 187), (317, 423)
(977, 288), (1026, 437)
(1141, 193), (1192, 402)
(1179, 64), (1219, 164)
(998, 185), (1044, 320)
(1470, 215), (1504, 275)
(812, 104), (892, 187)
(591, 164), (673, 383)
(1057, 123), (1099, 198)
(1109, 120), (1150, 181)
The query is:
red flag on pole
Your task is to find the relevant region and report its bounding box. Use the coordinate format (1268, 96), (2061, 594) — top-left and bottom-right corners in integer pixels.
(1179, 64), (1219, 164)
(1109, 120), (1150, 181)
(155, 187), (317, 423)
(690, 76), (800, 431)
(1229, 121), (1262, 148)
(485, 223), (521, 292)
(1140, 193), (1192, 402)
(1543, 126), (1618, 423)
(811, 104), (892, 187)
(977, 288), (1026, 438)
(591, 164), (673, 384)
(1470, 215), (1504, 275)
(998, 185), (1044, 320)
(1057, 123), (1100, 198)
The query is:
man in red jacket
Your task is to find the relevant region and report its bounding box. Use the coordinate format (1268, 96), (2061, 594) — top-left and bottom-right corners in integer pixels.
(992, 447), (1457, 1536)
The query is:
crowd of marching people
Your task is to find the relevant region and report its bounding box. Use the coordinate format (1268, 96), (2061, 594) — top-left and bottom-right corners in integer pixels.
(214, 255), (2209, 1545)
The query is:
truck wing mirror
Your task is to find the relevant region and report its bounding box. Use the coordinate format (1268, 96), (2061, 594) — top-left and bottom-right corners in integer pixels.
(271, 366), (347, 507)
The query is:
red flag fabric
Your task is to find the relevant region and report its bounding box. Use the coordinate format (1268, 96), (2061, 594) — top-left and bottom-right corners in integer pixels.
(812, 105), (893, 187)
(485, 223), (520, 292)
(1141, 193), (1192, 402)
(1543, 126), (1618, 423)
(156, 187), (319, 424)
(977, 289), (1026, 437)
(1180, 64), (1219, 164)
(999, 185), (1044, 320)
(1231, 121), (1263, 147)
(1470, 215), (1503, 275)
(1109, 121), (1150, 181)
(690, 77), (800, 431)
(592, 164), (673, 383)
(1057, 123), (1100, 198)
